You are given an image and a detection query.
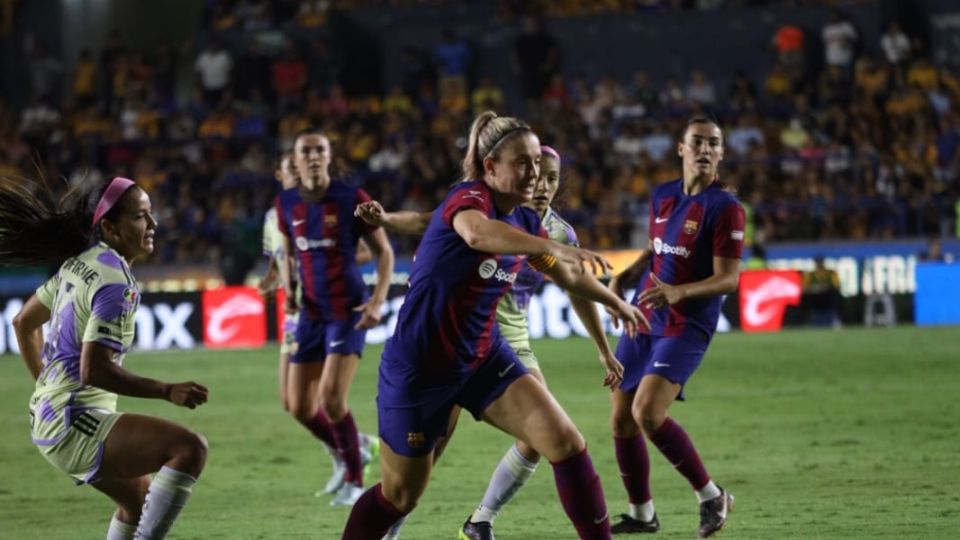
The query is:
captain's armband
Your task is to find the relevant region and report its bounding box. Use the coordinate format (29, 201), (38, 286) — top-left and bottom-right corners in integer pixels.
(528, 253), (558, 272)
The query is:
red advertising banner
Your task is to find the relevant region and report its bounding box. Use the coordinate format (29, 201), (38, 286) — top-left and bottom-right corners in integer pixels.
(738, 270), (803, 333)
(202, 287), (267, 348)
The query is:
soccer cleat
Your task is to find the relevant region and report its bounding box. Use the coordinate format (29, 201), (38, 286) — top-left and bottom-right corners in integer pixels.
(698, 487), (734, 538)
(458, 516), (495, 540)
(329, 481), (365, 507)
(611, 513), (660, 534)
(317, 454), (348, 496)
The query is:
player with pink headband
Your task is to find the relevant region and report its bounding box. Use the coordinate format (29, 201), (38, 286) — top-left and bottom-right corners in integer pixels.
(357, 142), (630, 540)
(1, 175), (209, 539)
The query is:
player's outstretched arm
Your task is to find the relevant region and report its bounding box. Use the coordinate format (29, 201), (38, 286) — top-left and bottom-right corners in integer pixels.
(12, 295), (50, 381)
(79, 341), (208, 408)
(355, 200), (432, 236)
(538, 250), (647, 338)
(608, 242), (653, 300)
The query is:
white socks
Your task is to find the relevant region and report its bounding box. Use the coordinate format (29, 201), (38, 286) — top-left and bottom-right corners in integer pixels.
(134, 466), (197, 539)
(471, 443), (539, 524)
(628, 500), (656, 522)
(106, 515), (136, 540)
(695, 480), (722, 503)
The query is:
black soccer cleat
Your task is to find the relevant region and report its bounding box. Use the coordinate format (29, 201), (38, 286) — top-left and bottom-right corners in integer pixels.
(698, 488), (734, 538)
(611, 513), (660, 534)
(458, 516), (495, 540)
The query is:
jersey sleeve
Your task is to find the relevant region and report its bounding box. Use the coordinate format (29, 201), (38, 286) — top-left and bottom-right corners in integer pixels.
(354, 188), (380, 236)
(275, 195), (290, 238)
(35, 274), (60, 309)
(83, 282), (138, 351)
(441, 184), (494, 227)
(713, 201), (746, 259)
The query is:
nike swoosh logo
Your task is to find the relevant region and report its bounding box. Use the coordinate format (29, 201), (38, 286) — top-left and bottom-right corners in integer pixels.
(292, 219), (306, 226)
(593, 513), (609, 524)
(653, 361), (670, 368)
(330, 340), (345, 347)
(498, 364), (515, 378)
(655, 217), (669, 223)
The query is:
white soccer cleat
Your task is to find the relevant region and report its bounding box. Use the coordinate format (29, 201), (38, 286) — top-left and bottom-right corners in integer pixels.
(316, 452), (348, 497)
(329, 481), (365, 507)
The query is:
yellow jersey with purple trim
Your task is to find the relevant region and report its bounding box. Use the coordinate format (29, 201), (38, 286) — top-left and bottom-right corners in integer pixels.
(30, 242), (139, 446)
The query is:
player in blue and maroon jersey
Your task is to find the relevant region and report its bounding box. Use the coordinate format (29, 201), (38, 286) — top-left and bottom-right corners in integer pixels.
(276, 129), (394, 507)
(341, 111), (646, 540)
(606, 116), (744, 538)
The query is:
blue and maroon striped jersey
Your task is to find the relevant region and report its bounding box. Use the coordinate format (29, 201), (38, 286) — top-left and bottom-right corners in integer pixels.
(634, 179), (745, 341)
(383, 180), (547, 374)
(275, 181), (378, 321)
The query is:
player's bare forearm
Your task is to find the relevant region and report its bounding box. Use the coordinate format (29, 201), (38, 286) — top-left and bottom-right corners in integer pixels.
(611, 248), (652, 291)
(12, 295), (49, 380)
(675, 256), (740, 300)
(549, 263), (624, 311)
(453, 210), (552, 255)
(80, 342), (169, 399)
(367, 228), (395, 305)
(569, 295), (614, 356)
(382, 211), (432, 236)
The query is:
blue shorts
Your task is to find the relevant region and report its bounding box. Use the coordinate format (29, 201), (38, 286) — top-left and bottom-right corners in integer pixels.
(377, 339), (528, 457)
(616, 333), (709, 400)
(291, 312), (366, 363)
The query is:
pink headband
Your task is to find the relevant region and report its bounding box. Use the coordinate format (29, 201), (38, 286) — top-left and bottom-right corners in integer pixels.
(92, 177), (136, 227)
(540, 145), (560, 160)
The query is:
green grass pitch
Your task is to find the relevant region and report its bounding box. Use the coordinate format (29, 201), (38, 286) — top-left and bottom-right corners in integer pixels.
(2, 326), (959, 539)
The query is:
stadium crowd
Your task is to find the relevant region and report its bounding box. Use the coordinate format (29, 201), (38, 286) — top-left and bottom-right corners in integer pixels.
(1, 3), (957, 279)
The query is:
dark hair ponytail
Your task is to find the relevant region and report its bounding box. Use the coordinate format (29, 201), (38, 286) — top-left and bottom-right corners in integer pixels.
(0, 175), (132, 267)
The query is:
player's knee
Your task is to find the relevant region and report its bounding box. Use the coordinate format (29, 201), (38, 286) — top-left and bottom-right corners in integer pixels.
(610, 406), (640, 438)
(632, 400), (666, 437)
(318, 392), (348, 421)
(289, 398), (315, 423)
(381, 482), (420, 514)
(173, 430), (209, 474)
(539, 423), (585, 462)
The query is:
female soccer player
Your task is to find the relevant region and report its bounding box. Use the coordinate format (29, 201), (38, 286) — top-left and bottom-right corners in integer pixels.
(357, 145), (625, 540)
(275, 128), (394, 506)
(259, 151), (377, 498)
(607, 116), (743, 538)
(341, 111), (646, 540)
(3, 175), (209, 539)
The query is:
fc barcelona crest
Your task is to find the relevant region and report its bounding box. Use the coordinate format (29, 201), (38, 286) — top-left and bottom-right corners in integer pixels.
(324, 214), (338, 226)
(683, 219), (699, 235)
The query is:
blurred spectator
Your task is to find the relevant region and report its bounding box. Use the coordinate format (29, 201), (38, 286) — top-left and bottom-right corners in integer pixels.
(271, 41), (308, 113)
(686, 69), (716, 106)
(71, 49), (98, 107)
(512, 16), (559, 108)
(195, 39), (233, 108)
(919, 238), (955, 263)
(821, 9), (858, 71)
(434, 30), (471, 91)
(880, 20), (911, 66)
(28, 41), (64, 102)
(297, 0), (330, 28)
(803, 255), (841, 327)
(772, 24), (804, 67)
(471, 76), (504, 115)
